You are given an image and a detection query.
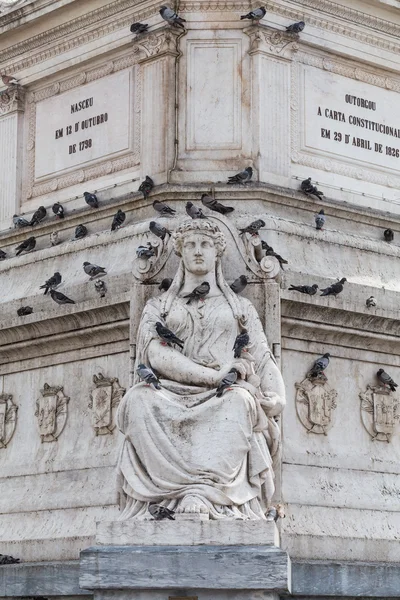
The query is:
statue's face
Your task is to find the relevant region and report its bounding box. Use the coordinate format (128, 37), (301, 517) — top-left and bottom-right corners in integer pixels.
(181, 233), (216, 276)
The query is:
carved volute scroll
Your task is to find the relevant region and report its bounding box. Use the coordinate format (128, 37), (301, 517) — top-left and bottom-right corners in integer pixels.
(0, 85), (26, 116)
(295, 376), (338, 435)
(35, 383), (69, 443)
(89, 373), (126, 436)
(246, 25), (299, 60)
(0, 393), (18, 448)
(360, 385), (400, 442)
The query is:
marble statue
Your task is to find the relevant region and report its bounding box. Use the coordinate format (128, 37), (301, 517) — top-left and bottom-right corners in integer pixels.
(117, 220), (286, 520)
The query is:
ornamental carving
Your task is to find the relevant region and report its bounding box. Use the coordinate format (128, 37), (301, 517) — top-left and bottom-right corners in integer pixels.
(295, 377), (337, 435)
(136, 28), (180, 61)
(0, 85), (25, 115)
(35, 383), (69, 443)
(0, 393), (18, 448)
(246, 26), (298, 59)
(89, 374), (126, 436)
(360, 385), (400, 443)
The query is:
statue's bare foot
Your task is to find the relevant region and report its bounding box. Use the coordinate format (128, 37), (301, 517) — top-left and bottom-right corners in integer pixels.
(176, 495), (209, 515)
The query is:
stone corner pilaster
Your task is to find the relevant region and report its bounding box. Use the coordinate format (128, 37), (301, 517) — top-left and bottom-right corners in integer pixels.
(245, 25), (299, 60)
(134, 26), (182, 64)
(0, 85), (26, 116)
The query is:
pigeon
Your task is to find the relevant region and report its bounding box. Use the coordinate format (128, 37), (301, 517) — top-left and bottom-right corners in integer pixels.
(320, 278), (347, 297)
(13, 214), (30, 228)
(159, 5), (186, 28)
(262, 241), (288, 269)
(233, 330), (249, 358)
(216, 368), (238, 397)
(84, 191), (99, 208)
(266, 504), (285, 522)
(0, 250), (6, 261)
(301, 177), (324, 199)
(150, 221), (171, 240)
(153, 200), (176, 216)
(377, 368), (398, 392)
(201, 194), (234, 215)
(94, 279), (107, 298)
(49, 289), (75, 305)
(136, 245), (155, 259)
(16, 236), (36, 255)
(0, 554), (19, 565)
(156, 322), (184, 348)
(50, 231), (60, 246)
(40, 272), (62, 295)
(186, 202), (206, 219)
(17, 306), (33, 316)
(286, 21), (305, 33)
(230, 275), (248, 294)
(239, 219), (265, 236)
(130, 22), (149, 34)
(309, 353), (330, 377)
(137, 363), (161, 389)
(240, 7), (266, 20)
(159, 278), (173, 292)
(111, 209), (126, 231)
(366, 296), (377, 308)
(315, 209), (325, 230)
(139, 175), (154, 198)
(83, 262), (107, 278)
(384, 228), (394, 242)
(183, 281), (210, 304)
(289, 283), (318, 295)
(227, 167), (253, 185)
(1, 74), (18, 86)
(74, 224), (88, 240)
(52, 202), (64, 219)
(30, 206), (47, 226)
(148, 504), (175, 520)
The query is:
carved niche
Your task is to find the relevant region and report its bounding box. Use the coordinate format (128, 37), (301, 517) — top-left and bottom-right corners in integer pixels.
(35, 383), (69, 443)
(360, 385), (400, 443)
(89, 373), (126, 436)
(295, 376), (337, 435)
(0, 393), (18, 448)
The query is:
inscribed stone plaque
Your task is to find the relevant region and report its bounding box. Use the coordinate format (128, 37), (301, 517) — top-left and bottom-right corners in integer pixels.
(302, 65), (400, 173)
(34, 70), (132, 179)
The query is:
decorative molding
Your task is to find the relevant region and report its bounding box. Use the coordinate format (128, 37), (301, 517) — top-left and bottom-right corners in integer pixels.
(360, 384), (399, 442)
(295, 376), (337, 435)
(136, 28), (180, 62)
(0, 84), (25, 115)
(89, 373), (126, 435)
(0, 392), (18, 448)
(35, 383), (69, 442)
(246, 26), (298, 59)
(132, 236), (173, 281)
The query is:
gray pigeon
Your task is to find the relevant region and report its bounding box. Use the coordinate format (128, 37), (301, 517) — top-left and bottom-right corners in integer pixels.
(186, 202), (206, 219)
(150, 221), (171, 240)
(309, 353), (330, 377)
(159, 278), (173, 292)
(83, 262), (107, 278)
(240, 6), (266, 20)
(111, 209), (126, 231)
(136, 245), (155, 259)
(74, 224), (88, 240)
(239, 219), (265, 236)
(266, 504), (285, 522)
(156, 322), (184, 348)
(13, 214), (30, 228)
(384, 229), (394, 242)
(130, 22), (149, 34)
(201, 194), (234, 215)
(0, 250), (6, 261)
(233, 330), (249, 358)
(50, 231), (60, 246)
(230, 275), (248, 294)
(227, 167), (253, 185)
(153, 200), (176, 216)
(262, 241), (288, 269)
(40, 272), (62, 295)
(16, 236), (36, 255)
(137, 363), (161, 389)
(148, 504), (175, 520)
(286, 20), (305, 33)
(301, 177), (324, 199)
(0, 554), (19, 565)
(52, 202), (64, 219)
(159, 5), (186, 28)
(95, 279), (107, 298)
(50, 289), (75, 305)
(366, 296), (377, 308)
(183, 281), (210, 304)
(84, 192), (98, 208)
(377, 368), (398, 392)
(1, 74), (18, 86)
(289, 283), (318, 295)
(30, 206), (47, 226)
(216, 368), (238, 397)
(17, 306), (33, 316)
(320, 278), (346, 297)
(315, 209), (325, 230)
(139, 176), (154, 198)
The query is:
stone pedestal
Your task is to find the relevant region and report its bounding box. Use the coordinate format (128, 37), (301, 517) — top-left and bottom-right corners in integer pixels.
(80, 520), (291, 600)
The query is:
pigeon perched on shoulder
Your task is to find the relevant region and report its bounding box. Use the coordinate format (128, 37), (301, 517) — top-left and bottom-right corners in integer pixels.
(83, 262), (107, 278)
(40, 272), (62, 295)
(130, 22), (149, 34)
(201, 194), (234, 215)
(266, 504), (285, 522)
(239, 219), (265, 236)
(139, 175), (154, 198)
(159, 5), (186, 28)
(384, 228), (394, 242)
(0, 554), (19, 565)
(74, 224), (88, 240)
(227, 167), (253, 185)
(262, 241), (288, 269)
(95, 279), (107, 298)
(233, 330), (249, 358)
(136, 245), (156, 259)
(148, 504), (175, 520)
(301, 177), (323, 199)
(17, 306), (33, 316)
(1, 74), (18, 86)
(13, 214), (30, 229)
(240, 6), (266, 20)
(315, 209), (325, 230)
(309, 353), (330, 377)
(15, 236), (36, 256)
(137, 363), (161, 389)
(52, 203), (64, 219)
(84, 191), (99, 208)
(186, 202), (206, 219)
(230, 275), (248, 294)
(289, 283), (318, 295)
(286, 21), (305, 33)
(320, 278), (346, 297)
(156, 322), (184, 348)
(150, 221), (171, 240)
(0, 250), (6, 261)
(50, 289), (75, 305)
(183, 281), (210, 304)
(30, 206), (47, 226)
(216, 368), (238, 397)
(153, 200), (175, 216)
(111, 209), (126, 231)
(377, 368), (398, 392)
(159, 278), (173, 292)
(366, 296), (377, 308)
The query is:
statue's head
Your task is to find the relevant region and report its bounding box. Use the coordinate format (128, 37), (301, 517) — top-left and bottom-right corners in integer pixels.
(173, 220), (226, 257)
(173, 220), (227, 276)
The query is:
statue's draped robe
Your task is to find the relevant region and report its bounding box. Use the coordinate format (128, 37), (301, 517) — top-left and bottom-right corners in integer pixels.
(117, 293), (284, 519)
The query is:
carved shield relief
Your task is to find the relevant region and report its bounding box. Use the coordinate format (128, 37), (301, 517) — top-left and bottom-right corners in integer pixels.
(295, 377), (337, 435)
(89, 374), (126, 435)
(0, 394), (18, 449)
(35, 384), (69, 443)
(360, 385), (399, 442)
